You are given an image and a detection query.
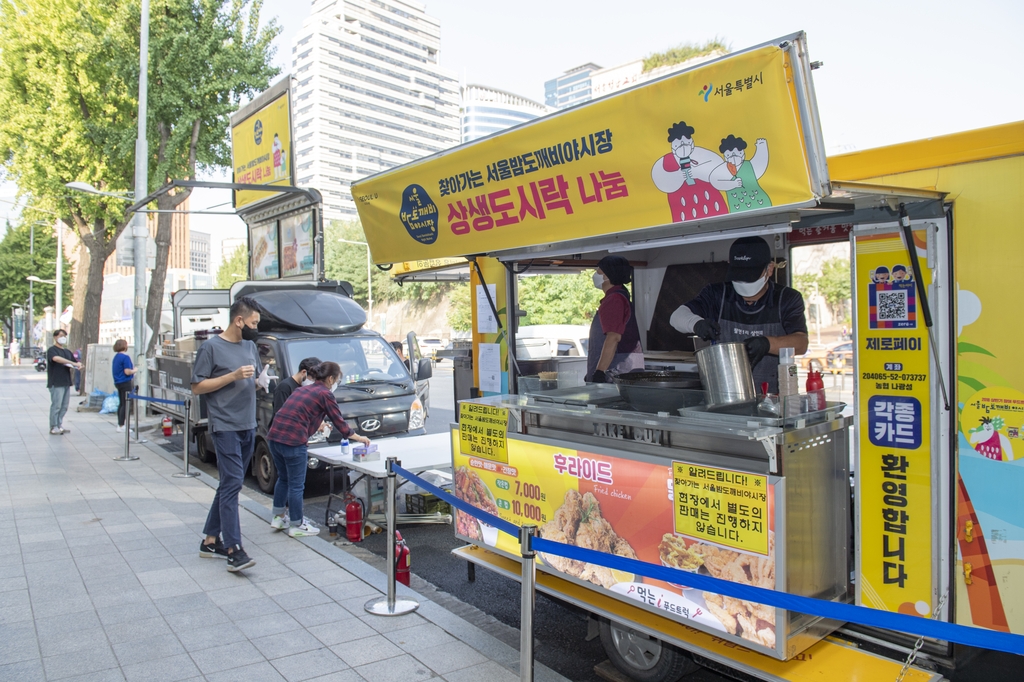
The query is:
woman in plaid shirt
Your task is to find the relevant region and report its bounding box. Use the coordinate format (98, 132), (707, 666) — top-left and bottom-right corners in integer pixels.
(267, 361), (371, 536)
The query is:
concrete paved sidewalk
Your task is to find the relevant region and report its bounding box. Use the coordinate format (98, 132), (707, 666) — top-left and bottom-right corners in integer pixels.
(0, 368), (565, 682)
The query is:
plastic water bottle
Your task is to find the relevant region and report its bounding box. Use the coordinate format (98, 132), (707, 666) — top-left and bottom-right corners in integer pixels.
(340, 438), (351, 457)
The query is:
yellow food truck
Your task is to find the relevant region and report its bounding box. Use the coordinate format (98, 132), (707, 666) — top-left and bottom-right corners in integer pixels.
(352, 31), (1024, 682)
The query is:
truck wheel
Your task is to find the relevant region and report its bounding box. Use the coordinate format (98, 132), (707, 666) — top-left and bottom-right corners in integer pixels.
(254, 440), (277, 494)
(195, 431), (216, 464)
(599, 619), (698, 682)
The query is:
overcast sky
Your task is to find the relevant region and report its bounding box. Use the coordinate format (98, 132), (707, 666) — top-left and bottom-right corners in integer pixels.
(4, 0), (1021, 261)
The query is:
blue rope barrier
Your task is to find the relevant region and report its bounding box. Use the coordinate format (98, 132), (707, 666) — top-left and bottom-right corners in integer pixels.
(126, 392), (186, 406)
(391, 464), (1024, 658)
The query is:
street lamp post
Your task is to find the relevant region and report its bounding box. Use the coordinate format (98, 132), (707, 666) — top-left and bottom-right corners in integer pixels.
(337, 239), (373, 325)
(133, 0), (150, 395)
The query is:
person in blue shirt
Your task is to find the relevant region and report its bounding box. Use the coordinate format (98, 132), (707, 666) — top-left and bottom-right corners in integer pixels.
(112, 339), (137, 433)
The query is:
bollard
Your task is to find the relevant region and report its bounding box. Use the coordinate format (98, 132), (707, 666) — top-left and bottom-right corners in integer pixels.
(132, 389), (147, 444)
(114, 394), (139, 461)
(519, 525), (537, 682)
(173, 398), (199, 478)
(365, 456), (419, 617)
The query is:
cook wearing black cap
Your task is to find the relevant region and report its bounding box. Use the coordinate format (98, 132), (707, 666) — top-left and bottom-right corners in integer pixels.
(669, 236), (808, 393)
(587, 255), (644, 383)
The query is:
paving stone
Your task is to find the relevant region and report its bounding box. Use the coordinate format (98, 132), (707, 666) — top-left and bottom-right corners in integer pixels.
(442, 660), (519, 682)
(289, 602), (356, 628)
(121, 652), (202, 682)
(308, 618), (378, 647)
(189, 639), (266, 675)
(251, 628), (324, 660)
(236, 611), (303, 639)
(42, 644), (119, 681)
(104, 615), (175, 644)
(0, 622), (40, 663)
(205, 660), (287, 682)
(174, 621), (249, 652)
(0, 658), (46, 682)
(412, 641), (489, 675)
(353, 653), (435, 682)
(270, 647), (350, 682)
(112, 633), (187, 666)
(384, 622), (458, 653)
(225, 595), (285, 621)
(271, 587), (334, 611)
(38, 625), (109, 657)
(330, 634), (406, 668)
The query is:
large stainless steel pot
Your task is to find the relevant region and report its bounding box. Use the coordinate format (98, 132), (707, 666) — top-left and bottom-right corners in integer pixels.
(696, 342), (755, 408)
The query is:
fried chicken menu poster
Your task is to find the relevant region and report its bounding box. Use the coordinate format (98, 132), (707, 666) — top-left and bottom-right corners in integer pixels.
(452, 432), (779, 654)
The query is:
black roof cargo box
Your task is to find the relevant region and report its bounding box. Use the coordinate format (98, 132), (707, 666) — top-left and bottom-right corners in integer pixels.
(246, 286), (366, 334)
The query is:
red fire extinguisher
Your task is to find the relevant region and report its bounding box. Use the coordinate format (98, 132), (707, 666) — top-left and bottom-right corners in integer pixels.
(162, 416), (173, 437)
(395, 530), (411, 586)
(346, 496), (364, 543)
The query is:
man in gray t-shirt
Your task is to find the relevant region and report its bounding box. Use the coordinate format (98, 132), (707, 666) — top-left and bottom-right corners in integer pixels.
(191, 296), (265, 573)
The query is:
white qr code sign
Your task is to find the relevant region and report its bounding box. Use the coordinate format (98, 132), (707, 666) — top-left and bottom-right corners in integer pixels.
(870, 282), (916, 329)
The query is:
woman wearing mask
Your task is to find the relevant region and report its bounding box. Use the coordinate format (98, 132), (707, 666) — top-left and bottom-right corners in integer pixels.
(111, 339), (137, 433)
(587, 255), (644, 383)
(668, 236), (808, 393)
(266, 361), (370, 536)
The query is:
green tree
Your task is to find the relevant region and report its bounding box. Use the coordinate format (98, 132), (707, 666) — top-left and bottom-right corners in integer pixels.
(518, 271), (604, 326)
(643, 39), (729, 73)
(143, 0), (279, 354)
(0, 221), (70, 342)
(216, 243), (249, 289)
(818, 257), (851, 323)
(447, 283), (471, 332)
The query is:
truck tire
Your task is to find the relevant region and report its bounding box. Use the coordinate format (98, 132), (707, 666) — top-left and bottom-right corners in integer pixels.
(599, 619), (698, 682)
(195, 431), (216, 464)
(254, 440), (277, 494)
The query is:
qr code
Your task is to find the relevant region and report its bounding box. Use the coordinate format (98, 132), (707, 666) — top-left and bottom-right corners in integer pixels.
(877, 289), (909, 321)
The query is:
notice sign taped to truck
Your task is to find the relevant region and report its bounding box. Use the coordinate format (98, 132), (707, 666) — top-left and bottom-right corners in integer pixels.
(354, 39), (827, 265)
(459, 403), (508, 463)
(673, 462), (769, 556)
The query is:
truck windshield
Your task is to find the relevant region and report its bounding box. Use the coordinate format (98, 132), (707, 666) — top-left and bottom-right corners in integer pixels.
(284, 337), (411, 385)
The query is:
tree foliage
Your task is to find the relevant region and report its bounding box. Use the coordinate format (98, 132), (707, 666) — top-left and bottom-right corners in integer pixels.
(216, 243), (248, 289)
(0, 221), (71, 340)
(791, 258), (851, 324)
(518, 271), (604, 326)
(447, 283), (471, 332)
(642, 39), (729, 73)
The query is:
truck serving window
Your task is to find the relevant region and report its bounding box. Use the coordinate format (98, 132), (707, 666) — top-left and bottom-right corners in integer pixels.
(283, 337), (411, 384)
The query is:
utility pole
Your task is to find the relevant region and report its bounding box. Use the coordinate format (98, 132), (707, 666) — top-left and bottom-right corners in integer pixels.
(26, 223), (33, 354)
(133, 0), (150, 394)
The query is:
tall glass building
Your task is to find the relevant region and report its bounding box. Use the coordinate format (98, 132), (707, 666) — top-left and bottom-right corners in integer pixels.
(543, 63), (601, 110)
(290, 0), (461, 221)
(461, 85), (550, 143)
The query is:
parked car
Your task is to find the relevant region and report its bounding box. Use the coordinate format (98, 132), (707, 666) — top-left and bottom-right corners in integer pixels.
(826, 341), (854, 370)
(418, 337), (447, 362)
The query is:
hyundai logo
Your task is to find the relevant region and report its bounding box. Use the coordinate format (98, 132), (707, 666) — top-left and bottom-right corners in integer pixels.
(360, 418), (381, 432)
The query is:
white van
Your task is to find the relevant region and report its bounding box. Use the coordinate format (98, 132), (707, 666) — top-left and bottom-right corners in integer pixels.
(515, 325), (589, 359)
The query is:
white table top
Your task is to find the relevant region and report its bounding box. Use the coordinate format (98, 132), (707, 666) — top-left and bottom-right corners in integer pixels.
(311, 431), (453, 477)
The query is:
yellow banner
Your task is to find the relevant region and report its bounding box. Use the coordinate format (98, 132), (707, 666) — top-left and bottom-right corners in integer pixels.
(231, 92), (293, 209)
(354, 45), (819, 264)
(459, 403), (509, 463)
(855, 233), (933, 617)
(393, 257), (466, 275)
(673, 462), (769, 556)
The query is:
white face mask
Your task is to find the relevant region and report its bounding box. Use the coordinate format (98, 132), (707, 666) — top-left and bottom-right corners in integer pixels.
(301, 378), (314, 387)
(733, 275), (768, 298)
(592, 272), (606, 289)
(55, 336), (66, 346)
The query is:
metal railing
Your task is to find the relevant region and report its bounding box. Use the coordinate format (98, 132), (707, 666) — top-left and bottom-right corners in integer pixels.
(118, 391), (198, 478)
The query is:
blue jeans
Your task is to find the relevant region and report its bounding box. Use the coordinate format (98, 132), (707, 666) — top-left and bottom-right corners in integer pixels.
(203, 429), (255, 548)
(49, 386), (70, 429)
(268, 440), (308, 525)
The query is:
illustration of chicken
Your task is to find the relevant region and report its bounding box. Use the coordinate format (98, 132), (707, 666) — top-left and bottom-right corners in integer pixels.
(696, 533), (776, 648)
(539, 490), (637, 588)
(969, 417), (1015, 461)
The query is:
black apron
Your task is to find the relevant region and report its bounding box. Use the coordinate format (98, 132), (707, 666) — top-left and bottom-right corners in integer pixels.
(587, 286), (645, 381)
(716, 283), (788, 393)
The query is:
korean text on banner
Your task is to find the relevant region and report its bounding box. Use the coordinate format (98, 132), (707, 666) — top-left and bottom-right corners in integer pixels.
(459, 403), (508, 464)
(354, 44), (822, 265)
(452, 432), (780, 654)
(231, 92), (293, 209)
(855, 233), (933, 616)
(673, 462), (769, 556)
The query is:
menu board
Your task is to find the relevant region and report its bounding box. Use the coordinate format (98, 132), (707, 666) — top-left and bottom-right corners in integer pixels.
(281, 212), (315, 278)
(251, 221), (279, 280)
(452, 431), (779, 654)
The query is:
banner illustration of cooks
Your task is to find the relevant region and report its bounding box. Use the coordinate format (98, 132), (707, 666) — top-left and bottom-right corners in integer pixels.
(452, 430), (781, 654)
(855, 232), (934, 617)
(231, 88), (293, 209)
(354, 38), (826, 265)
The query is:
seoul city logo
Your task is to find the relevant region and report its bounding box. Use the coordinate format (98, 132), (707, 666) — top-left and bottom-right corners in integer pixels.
(697, 83), (712, 102)
(254, 119), (263, 145)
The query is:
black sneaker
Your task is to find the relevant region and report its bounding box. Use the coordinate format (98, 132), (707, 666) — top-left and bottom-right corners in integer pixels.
(226, 546), (255, 573)
(199, 538), (229, 559)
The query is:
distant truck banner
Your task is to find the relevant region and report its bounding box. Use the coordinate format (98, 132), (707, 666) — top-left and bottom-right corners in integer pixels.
(231, 90), (293, 209)
(452, 431), (781, 655)
(355, 43), (824, 264)
(855, 232), (934, 618)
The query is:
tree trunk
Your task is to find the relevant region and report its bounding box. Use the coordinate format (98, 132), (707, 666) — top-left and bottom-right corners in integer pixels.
(145, 189), (191, 356)
(69, 234), (110, 393)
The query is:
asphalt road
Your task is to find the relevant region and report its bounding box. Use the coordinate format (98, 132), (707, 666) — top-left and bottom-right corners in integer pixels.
(158, 363), (730, 682)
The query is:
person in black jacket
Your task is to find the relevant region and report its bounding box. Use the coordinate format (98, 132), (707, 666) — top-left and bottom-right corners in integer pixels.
(273, 356), (321, 415)
(46, 329), (81, 435)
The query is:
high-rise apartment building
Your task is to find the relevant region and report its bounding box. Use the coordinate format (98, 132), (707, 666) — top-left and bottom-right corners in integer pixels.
(189, 231), (210, 274)
(291, 0), (461, 222)
(543, 63), (601, 110)
(461, 85), (550, 143)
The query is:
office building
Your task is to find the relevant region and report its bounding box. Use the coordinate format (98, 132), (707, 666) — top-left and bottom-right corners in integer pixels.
(544, 63), (601, 110)
(291, 0), (461, 222)
(461, 85), (550, 143)
(189, 231), (210, 274)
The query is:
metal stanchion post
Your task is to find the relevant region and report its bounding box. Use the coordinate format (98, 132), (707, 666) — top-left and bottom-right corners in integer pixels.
(114, 395), (139, 461)
(133, 390), (147, 444)
(519, 525), (537, 682)
(365, 457), (419, 617)
(174, 398), (199, 478)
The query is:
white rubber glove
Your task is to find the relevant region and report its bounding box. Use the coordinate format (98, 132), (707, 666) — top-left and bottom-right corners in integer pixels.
(256, 364), (271, 391)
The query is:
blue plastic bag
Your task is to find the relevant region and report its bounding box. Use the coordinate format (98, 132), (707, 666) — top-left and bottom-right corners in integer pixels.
(99, 393), (119, 414)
